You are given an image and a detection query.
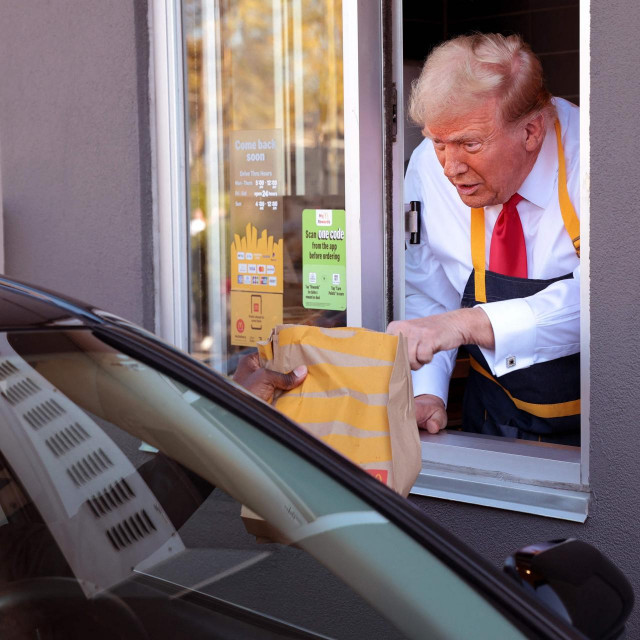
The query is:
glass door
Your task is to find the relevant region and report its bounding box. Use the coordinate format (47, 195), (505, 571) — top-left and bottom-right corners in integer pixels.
(183, 0), (350, 372)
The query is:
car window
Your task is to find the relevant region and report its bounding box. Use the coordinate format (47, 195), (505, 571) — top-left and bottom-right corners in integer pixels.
(0, 329), (527, 640)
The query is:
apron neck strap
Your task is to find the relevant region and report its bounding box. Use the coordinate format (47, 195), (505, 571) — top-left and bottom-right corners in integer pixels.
(470, 207), (487, 303)
(554, 119), (581, 258)
(470, 120), (580, 304)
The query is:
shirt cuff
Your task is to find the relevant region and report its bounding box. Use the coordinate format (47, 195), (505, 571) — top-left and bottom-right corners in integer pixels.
(476, 299), (536, 377)
(410, 351), (455, 406)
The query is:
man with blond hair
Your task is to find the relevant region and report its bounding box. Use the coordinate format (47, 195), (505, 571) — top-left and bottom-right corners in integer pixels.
(387, 33), (580, 445)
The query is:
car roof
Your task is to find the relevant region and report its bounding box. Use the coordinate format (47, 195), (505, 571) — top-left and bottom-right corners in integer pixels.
(0, 276), (104, 330)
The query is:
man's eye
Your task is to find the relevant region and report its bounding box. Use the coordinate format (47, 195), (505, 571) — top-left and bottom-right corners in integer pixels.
(464, 142), (481, 152)
(434, 143), (445, 152)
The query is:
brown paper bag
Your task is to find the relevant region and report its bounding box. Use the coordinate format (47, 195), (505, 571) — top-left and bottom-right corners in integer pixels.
(258, 325), (420, 496)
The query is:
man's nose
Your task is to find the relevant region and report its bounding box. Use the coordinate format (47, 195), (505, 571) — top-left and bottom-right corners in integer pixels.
(443, 150), (468, 178)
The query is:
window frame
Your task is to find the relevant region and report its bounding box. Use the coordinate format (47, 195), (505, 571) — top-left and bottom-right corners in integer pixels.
(151, 0), (190, 353)
(396, 0), (591, 521)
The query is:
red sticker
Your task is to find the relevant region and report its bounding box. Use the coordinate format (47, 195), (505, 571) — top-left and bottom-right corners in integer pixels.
(366, 469), (388, 484)
(236, 318), (245, 333)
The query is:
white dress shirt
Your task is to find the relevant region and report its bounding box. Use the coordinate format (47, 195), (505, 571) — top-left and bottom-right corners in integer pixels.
(404, 98), (580, 405)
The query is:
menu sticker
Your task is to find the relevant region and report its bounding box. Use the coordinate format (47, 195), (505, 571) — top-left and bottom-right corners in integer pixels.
(230, 223), (283, 295)
(229, 129), (284, 345)
(230, 290), (282, 346)
(302, 209), (346, 310)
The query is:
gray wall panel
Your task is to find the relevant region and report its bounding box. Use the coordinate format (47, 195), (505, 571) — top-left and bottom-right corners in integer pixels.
(0, 0), (153, 329)
(409, 1), (640, 635)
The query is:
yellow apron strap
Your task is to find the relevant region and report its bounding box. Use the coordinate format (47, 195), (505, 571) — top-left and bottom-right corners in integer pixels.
(469, 356), (581, 418)
(470, 207), (487, 303)
(554, 120), (580, 258)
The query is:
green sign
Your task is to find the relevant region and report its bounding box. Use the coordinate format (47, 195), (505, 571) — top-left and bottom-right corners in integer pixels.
(302, 209), (346, 310)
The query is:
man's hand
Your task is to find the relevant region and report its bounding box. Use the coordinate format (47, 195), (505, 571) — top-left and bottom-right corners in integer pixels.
(415, 394), (448, 433)
(387, 307), (495, 370)
(232, 352), (307, 404)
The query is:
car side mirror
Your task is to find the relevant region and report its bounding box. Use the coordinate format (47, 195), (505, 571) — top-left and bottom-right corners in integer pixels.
(504, 538), (633, 640)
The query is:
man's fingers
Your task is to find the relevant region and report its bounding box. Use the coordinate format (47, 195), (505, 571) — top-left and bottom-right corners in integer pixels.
(386, 321), (401, 335)
(418, 409), (445, 433)
(268, 365), (308, 391)
(414, 394), (447, 433)
(407, 341), (419, 370)
(424, 418), (442, 434)
(427, 408), (447, 433)
(232, 352), (261, 385)
(415, 341), (434, 368)
(244, 352), (261, 371)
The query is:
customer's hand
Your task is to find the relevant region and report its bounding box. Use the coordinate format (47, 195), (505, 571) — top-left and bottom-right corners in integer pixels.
(233, 352), (307, 404)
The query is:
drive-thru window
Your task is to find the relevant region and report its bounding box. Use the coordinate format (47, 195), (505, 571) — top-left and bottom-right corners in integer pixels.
(152, 0), (589, 521)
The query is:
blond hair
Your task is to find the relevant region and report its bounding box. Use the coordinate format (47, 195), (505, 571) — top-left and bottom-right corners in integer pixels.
(408, 33), (555, 130)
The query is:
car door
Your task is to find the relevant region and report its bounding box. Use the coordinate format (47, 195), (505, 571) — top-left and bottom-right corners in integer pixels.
(0, 325), (583, 639)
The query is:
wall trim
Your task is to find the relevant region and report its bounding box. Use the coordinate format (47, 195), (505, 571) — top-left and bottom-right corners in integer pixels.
(579, 0), (591, 487)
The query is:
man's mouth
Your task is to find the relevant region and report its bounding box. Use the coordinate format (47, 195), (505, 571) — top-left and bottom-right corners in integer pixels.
(454, 183), (480, 196)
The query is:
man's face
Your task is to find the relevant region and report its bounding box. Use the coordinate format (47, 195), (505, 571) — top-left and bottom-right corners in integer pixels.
(424, 100), (534, 208)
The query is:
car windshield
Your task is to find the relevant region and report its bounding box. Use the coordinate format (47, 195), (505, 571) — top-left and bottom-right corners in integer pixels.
(0, 329), (526, 640)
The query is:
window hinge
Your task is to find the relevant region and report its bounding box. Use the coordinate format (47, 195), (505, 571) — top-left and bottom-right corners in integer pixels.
(405, 201), (421, 245)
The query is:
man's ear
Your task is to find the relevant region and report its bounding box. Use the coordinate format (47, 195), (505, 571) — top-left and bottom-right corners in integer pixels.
(523, 114), (545, 151)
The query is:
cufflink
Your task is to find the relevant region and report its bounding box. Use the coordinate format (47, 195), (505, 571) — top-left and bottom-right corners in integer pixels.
(506, 355), (516, 368)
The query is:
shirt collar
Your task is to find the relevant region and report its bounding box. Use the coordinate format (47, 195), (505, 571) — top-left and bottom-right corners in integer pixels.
(516, 125), (557, 209)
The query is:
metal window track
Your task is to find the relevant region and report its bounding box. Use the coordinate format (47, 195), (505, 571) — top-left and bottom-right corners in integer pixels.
(411, 432), (589, 523)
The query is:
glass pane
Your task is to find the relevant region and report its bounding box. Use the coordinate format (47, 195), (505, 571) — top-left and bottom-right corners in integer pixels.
(0, 328), (526, 639)
(184, 0), (346, 373)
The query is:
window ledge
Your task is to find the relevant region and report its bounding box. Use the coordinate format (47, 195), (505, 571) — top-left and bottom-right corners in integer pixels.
(410, 431), (589, 523)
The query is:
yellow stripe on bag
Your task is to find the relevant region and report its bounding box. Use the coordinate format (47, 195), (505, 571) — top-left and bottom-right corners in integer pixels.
(258, 341), (273, 362)
(277, 327), (397, 362)
(298, 364), (394, 395)
(321, 434), (392, 464)
(469, 357), (580, 418)
(274, 395), (389, 431)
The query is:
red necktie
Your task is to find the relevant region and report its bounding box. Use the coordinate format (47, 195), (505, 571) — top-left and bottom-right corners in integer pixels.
(489, 193), (527, 278)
